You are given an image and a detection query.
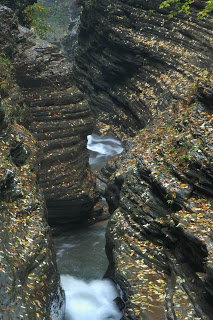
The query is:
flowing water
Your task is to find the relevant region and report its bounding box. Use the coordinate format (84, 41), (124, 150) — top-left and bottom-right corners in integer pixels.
(54, 134), (123, 320)
(61, 276), (121, 320)
(87, 134), (124, 170)
(55, 221), (122, 320)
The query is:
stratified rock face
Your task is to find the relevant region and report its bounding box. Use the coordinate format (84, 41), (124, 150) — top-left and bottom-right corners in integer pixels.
(0, 95), (64, 318)
(104, 88), (213, 319)
(12, 24), (100, 224)
(74, 2), (213, 317)
(0, 5), (19, 57)
(0, 6), (64, 318)
(74, 0), (212, 135)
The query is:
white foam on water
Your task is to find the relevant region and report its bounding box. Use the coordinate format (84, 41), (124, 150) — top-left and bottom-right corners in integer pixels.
(61, 275), (122, 320)
(87, 134), (124, 169)
(87, 134), (123, 156)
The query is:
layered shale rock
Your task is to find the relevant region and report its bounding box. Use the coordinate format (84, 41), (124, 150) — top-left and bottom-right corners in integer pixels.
(0, 6), (64, 319)
(74, 0), (212, 136)
(0, 104), (64, 319)
(104, 87), (213, 319)
(74, 1), (213, 318)
(11, 19), (103, 224)
(61, 0), (83, 61)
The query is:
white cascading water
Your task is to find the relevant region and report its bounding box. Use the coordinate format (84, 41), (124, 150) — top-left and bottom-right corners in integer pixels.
(87, 134), (124, 169)
(57, 134), (124, 320)
(61, 276), (122, 320)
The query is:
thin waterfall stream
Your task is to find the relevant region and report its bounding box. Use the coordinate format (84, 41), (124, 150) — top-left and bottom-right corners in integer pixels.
(87, 134), (124, 170)
(54, 134), (124, 320)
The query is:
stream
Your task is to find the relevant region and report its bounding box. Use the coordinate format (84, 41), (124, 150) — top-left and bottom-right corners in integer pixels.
(54, 134), (124, 320)
(87, 134), (124, 170)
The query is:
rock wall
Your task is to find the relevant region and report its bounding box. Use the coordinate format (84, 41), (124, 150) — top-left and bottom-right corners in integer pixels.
(0, 103), (64, 318)
(39, 0), (83, 60)
(104, 88), (213, 319)
(0, 7), (64, 319)
(61, 0), (83, 61)
(5, 11), (104, 224)
(73, 0), (213, 319)
(74, 0), (212, 136)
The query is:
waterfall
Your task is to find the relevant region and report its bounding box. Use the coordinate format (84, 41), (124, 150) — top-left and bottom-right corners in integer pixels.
(55, 135), (124, 320)
(61, 276), (122, 320)
(87, 134), (124, 169)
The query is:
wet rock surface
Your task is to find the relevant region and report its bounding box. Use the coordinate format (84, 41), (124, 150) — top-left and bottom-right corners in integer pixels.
(1, 1), (213, 319)
(0, 6), (65, 318)
(0, 100), (64, 318)
(11, 22), (103, 224)
(104, 90), (213, 319)
(74, 0), (212, 136)
(74, 1), (213, 318)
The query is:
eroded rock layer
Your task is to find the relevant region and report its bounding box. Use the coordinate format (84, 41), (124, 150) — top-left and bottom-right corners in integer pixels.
(74, 1), (213, 318)
(0, 104), (64, 319)
(12, 25), (101, 224)
(0, 6), (64, 319)
(74, 0), (212, 136)
(105, 88), (213, 319)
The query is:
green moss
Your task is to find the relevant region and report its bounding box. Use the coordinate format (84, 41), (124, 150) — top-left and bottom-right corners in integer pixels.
(23, 3), (52, 39)
(0, 54), (13, 97)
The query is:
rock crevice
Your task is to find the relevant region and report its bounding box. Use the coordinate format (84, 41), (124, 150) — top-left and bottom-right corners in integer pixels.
(12, 23), (103, 224)
(74, 3), (213, 318)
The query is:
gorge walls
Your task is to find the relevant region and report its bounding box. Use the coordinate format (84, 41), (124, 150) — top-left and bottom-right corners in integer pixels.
(1, 0), (213, 318)
(0, 2), (105, 225)
(38, 0), (83, 60)
(105, 90), (213, 319)
(13, 27), (101, 224)
(74, 0), (212, 136)
(74, 0), (213, 319)
(0, 102), (64, 318)
(0, 6), (64, 318)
